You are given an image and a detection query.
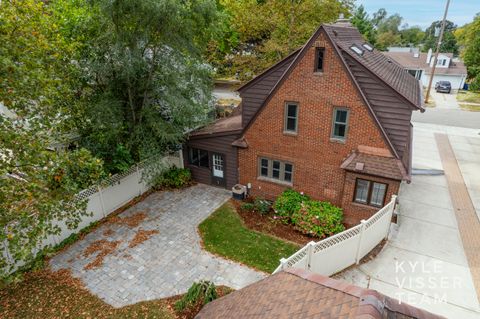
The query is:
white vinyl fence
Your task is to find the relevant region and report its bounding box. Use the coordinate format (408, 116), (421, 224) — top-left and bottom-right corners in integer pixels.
(2, 152), (182, 267)
(273, 195), (397, 276)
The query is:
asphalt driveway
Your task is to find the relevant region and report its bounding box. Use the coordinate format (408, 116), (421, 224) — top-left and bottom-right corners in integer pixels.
(50, 184), (265, 307)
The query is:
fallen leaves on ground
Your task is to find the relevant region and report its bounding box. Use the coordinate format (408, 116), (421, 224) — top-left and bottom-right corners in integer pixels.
(103, 228), (114, 237)
(0, 269), (176, 319)
(129, 229), (159, 248)
(109, 211), (148, 228)
(83, 239), (122, 270)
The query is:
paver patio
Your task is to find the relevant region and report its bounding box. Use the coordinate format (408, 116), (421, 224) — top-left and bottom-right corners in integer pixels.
(50, 184), (266, 308)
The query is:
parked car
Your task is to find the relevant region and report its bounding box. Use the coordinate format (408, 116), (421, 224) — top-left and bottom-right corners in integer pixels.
(435, 81), (451, 93)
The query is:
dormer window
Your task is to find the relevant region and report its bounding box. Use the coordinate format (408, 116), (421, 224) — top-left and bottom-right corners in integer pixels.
(350, 45), (363, 56)
(437, 59), (447, 66)
(362, 43), (373, 51)
(315, 48), (325, 72)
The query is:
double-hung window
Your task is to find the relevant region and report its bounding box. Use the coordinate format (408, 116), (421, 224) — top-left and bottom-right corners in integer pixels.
(258, 158), (293, 183)
(284, 102), (298, 133)
(354, 179), (387, 207)
(188, 148), (209, 168)
(331, 107), (349, 141)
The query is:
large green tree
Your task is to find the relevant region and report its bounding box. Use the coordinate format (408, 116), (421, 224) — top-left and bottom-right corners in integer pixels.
(72, 0), (223, 172)
(0, 0), (104, 277)
(370, 8), (403, 50)
(455, 14), (480, 90)
(209, 0), (354, 80)
(400, 26), (425, 47)
(423, 20), (459, 55)
(351, 5), (376, 44)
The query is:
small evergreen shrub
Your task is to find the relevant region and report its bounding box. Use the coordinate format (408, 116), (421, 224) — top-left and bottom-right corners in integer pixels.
(273, 189), (310, 219)
(175, 280), (218, 312)
(151, 167), (192, 189)
(291, 200), (345, 238)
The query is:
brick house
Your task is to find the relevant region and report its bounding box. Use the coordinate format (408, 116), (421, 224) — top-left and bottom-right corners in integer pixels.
(185, 19), (423, 226)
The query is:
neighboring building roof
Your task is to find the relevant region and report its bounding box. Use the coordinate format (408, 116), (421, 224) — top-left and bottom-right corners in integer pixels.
(384, 52), (467, 76)
(188, 114), (242, 138)
(341, 150), (408, 181)
(196, 268), (444, 319)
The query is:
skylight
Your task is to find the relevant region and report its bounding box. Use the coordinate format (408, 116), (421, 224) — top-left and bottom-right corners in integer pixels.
(350, 45), (363, 56)
(362, 43), (373, 51)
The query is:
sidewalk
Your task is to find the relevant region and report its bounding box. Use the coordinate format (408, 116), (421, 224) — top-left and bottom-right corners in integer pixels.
(436, 133), (480, 300)
(335, 122), (480, 319)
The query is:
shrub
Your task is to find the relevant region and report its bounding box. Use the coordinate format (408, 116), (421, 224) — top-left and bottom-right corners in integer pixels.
(253, 197), (271, 214)
(240, 202), (254, 212)
(291, 200), (345, 239)
(175, 280), (218, 312)
(151, 167), (192, 190)
(273, 189), (310, 219)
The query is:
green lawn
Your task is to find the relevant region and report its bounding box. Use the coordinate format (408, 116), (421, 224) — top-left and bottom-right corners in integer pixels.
(457, 90), (480, 104)
(198, 202), (300, 273)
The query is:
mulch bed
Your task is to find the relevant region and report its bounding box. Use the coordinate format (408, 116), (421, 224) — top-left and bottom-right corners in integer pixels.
(232, 200), (319, 246)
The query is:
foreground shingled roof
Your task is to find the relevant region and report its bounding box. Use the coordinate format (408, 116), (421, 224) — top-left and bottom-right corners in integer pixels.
(196, 269), (445, 319)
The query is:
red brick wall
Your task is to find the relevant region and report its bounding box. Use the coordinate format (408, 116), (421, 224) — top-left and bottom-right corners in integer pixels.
(238, 30), (397, 223)
(341, 172), (400, 226)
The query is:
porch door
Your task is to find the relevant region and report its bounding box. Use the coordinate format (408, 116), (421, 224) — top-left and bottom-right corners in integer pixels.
(211, 153), (226, 187)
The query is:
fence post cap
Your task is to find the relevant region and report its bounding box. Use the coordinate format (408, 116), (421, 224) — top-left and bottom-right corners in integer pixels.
(391, 194), (398, 201)
(308, 241), (316, 246)
(280, 258), (287, 263)
(360, 219), (367, 224)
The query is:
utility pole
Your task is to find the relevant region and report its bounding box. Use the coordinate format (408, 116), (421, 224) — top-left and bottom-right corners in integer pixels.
(424, 0), (451, 104)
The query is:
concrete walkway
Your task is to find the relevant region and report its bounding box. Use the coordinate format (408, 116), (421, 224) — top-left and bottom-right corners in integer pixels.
(429, 91), (460, 110)
(335, 123), (480, 319)
(50, 184), (265, 308)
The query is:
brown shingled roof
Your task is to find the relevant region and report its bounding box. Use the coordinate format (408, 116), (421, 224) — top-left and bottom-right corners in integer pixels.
(384, 52), (467, 76)
(323, 24), (423, 110)
(189, 114), (242, 138)
(341, 150), (408, 181)
(196, 269), (445, 319)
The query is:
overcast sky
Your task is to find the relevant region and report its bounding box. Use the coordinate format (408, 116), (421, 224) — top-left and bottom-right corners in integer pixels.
(357, 0), (480, 29)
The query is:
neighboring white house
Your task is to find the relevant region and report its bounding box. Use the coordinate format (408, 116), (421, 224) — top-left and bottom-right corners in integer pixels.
(385, 48), (467, 91)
